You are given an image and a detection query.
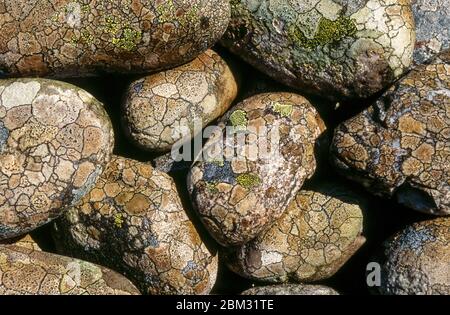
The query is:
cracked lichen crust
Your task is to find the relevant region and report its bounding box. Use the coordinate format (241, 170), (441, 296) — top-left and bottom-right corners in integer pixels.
(188, 93), (326, 247)
(0, 245), (139, 295)
(0, 0), (230, 77)
(52, 155), (218, 295)
(222, 0), (415, 101)
(412, 0), (449, 64)
(330, 50), (450, 215)
(122, 50), (238, 153)
(223, 183), (366, 282)
(0, 234), (42, 251)
(241, 284), (339, 295)
(374, 217), (450, 295)
(0, 78), (114, 240)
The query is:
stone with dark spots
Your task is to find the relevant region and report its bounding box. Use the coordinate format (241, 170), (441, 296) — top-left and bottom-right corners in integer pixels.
(0, 0), (230, 77)
(188, 93), (325, 247)
(372, 217), (450, 295)
(52, 155), (218, 295)
(331, 50), (450, 215)
(221, 0), (415, 101)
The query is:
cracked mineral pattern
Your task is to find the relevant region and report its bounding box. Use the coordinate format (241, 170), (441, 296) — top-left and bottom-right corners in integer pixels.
(222, 0), (415, 101)
(375, 217), (450, 295)
(412, 0), (450, 64)
(53, 155), (218, 295)
(0, 78), (114, 240)
(241, 284), (339, 295)
(0, 234), (42, 251)
(331, 50), (450, 215)
(0, 245), (140, 295)
(123, 50), (238, 153)
(0, 0), (230, 77)
(223, 183), (366, 282)
(188, 93), (326, 247)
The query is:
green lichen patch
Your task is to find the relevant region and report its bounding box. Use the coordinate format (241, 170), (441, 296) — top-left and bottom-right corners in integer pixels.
(236, 173), (261, 189)
(104, 16), (142, 51)
(272, 102), (293, 118)
(114, 213), (124, 228)
(205, 182), (219, 193)
(229, 109), (248, 130)
(288, 16), (357, 50)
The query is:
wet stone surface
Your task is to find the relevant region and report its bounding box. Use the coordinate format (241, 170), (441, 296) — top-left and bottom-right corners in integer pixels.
(53, 155), (218, 295)
(188, 93), (326, 247)
(331, 50), (450, 215)
(0, 78), (114, 240)
(222, 0), (415, 101)
(0, 245), (140, 295)
(0, 0), (230, 77)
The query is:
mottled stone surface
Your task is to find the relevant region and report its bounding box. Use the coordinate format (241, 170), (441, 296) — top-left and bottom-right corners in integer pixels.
(242, 284), (339, 295)
(0, 78), (114, 240)
(0, 0), (230, 77)
(122, 50), (238, 152)
(331, 50), (450, 215)
(0, 234), (42, 251)
(412, 0), (449, 64)
(0, 245), (139, 295)
(222, 0), (415, 100)
(53, 155), (218, 295)
(374, 217), (450, 295)
(188, 93), (326, 247)
(224, 183), (366, 282)
(151, 151), (191, 174)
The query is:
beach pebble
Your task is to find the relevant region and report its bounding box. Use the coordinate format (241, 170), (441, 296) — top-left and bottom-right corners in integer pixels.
(122, 50), (238, 153)
(0, 0), (230, 77)
(0, 245), (139, 295)
(223, 183), (366, 282)
(241, 284), (339, 295)
(0, 78), (114, 240)
(53, 155), (218, 295)
(222, 0), (415, 100)
(331, 50), (450, 215)
(188, 93), (326, 247)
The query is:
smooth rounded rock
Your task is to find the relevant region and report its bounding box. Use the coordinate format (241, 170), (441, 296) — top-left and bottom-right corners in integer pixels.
(0, 234), (42, 251)
(373, 217), (450, 295)
(223, 183), (366, 282)
(53, 155), (218, 295)
(122, 49), (238, 152)
(0, 245), (140, 295)
(0, 0), (230, 77)
(331, 50), (450, 215)
(241, 284), (339, 295)
(0, 78), (114, 240)
(222, 0), (415, 101)
(412, 0), (449, 64)
(188, 93), (326, 247)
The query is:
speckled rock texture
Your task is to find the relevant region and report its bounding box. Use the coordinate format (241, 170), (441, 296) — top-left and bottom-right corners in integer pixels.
(412, 0), (449, 64)
(0, 234), (42, 251)
(223, 183), (366, 282)
(0, 78), (114, 240)
(331, 50), (450, 215)
(222, 0), (415, 101)
(122, 49), (238, 153)
(188, 93), (326, 247)
(0, 0), (230, 77)
(241, 284), (339, 295)
(0, 245), (140, 295)
(374, 217), (450, 295)
(53, 155), (218, 295)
